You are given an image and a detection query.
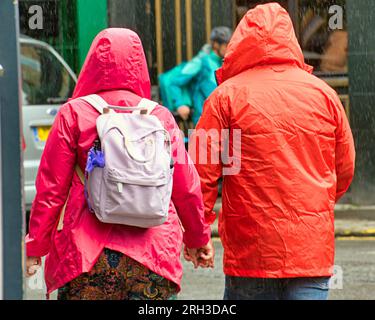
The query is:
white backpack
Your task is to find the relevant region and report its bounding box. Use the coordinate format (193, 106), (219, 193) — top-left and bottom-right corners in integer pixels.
(80, 94), (174, 228)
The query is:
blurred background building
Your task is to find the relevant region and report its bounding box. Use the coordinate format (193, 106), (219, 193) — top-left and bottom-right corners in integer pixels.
(17, 0), (375, 205)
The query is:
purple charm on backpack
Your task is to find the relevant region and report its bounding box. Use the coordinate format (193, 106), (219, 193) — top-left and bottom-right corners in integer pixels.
(85, 146), (105, 212)
(86, 146), (105, 173)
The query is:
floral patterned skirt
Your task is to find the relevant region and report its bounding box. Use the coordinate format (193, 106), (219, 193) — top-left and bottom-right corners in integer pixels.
(58, 248), (178, 300)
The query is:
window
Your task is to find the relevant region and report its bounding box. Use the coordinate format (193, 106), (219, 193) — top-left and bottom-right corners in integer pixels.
(20, 43), (75, 105)
(235, 1), (348, 75)
(297, 0), (347, 75)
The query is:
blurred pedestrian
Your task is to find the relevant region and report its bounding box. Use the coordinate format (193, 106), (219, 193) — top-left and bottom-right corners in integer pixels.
(192, 3), (355, 301)
(320, 30), (348, 73)
(159, 26), (232, 126)
(25, 28), (214, 300)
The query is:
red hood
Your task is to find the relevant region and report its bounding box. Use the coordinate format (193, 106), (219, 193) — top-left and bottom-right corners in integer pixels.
(216, 3), (313, 84)
(72, 28), (151, 99)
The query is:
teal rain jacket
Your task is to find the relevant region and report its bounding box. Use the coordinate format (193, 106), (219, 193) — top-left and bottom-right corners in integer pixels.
(159, 45), (223, 125)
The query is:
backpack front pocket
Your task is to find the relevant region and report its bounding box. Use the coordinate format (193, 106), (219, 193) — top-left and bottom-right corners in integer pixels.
(103, 172), (169, 221)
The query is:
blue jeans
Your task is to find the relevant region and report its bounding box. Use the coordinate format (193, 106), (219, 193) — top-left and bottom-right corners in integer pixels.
(224, 276), (330, 300)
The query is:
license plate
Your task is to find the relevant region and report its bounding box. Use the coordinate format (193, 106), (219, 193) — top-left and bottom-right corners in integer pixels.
(33, 126), (51, 142)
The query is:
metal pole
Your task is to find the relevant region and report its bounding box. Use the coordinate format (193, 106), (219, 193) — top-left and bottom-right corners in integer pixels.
(0, 63), (3, 300)
(175, 0), (182, 65)
(205, 0), (212, 44)
(0, 0), (24, 299)
(185, 0), (193, 60)
(155, 0), (164, 74)
(288, 0), (300, 40)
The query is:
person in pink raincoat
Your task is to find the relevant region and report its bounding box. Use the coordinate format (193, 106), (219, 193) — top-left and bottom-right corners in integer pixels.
(25, 28), (214, 300)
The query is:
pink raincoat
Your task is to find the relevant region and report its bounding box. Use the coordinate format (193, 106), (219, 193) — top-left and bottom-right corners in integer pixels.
(26, 28), (211, 294)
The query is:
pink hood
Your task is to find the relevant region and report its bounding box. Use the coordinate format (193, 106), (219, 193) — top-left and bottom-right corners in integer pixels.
(73, 28), (151, 99)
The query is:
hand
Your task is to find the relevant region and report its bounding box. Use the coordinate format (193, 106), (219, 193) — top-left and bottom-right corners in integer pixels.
(197, 240), (215, 269)
(184, 240), (215, 269)
(184, 246), (200, 269)
(26, 256), (42, 278)
(177, 106), (191, 121)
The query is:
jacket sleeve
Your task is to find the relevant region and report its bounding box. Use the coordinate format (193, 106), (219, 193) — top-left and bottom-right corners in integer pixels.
(190, 93), (227, 225)
(169, 57), (203, 111)
(26, 104), (78, 257)
(334, 96), (356, 202)
(167, 111), (211, 249)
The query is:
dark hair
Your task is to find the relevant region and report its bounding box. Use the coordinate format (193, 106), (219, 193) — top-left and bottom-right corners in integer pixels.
(210, 26), (233, 44)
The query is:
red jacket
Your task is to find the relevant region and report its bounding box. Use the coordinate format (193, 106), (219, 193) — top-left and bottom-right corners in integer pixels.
(193, 3), (355, 278)
(26, 28), (210, 293)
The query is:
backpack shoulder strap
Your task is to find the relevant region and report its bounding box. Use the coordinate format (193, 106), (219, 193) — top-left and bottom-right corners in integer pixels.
(80, 94), (111, 114)
(136, 98), (159, 115)
(57, 164), (85, 232)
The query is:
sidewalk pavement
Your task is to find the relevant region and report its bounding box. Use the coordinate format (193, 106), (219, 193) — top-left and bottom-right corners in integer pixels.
(211, 201), (375, 238)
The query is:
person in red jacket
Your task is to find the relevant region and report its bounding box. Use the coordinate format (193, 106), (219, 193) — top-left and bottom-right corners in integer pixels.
(191, 3), (355, 300)
(25, 28), (213, 300)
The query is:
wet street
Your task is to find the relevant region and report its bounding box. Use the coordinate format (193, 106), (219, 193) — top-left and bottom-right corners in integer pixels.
(179, 238), (375, 300)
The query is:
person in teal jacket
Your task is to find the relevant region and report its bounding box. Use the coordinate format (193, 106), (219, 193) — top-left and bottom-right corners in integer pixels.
(159, 27), (232, 125)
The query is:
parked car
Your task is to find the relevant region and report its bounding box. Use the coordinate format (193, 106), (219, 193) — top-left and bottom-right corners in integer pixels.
(20, 35), (77, 210)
